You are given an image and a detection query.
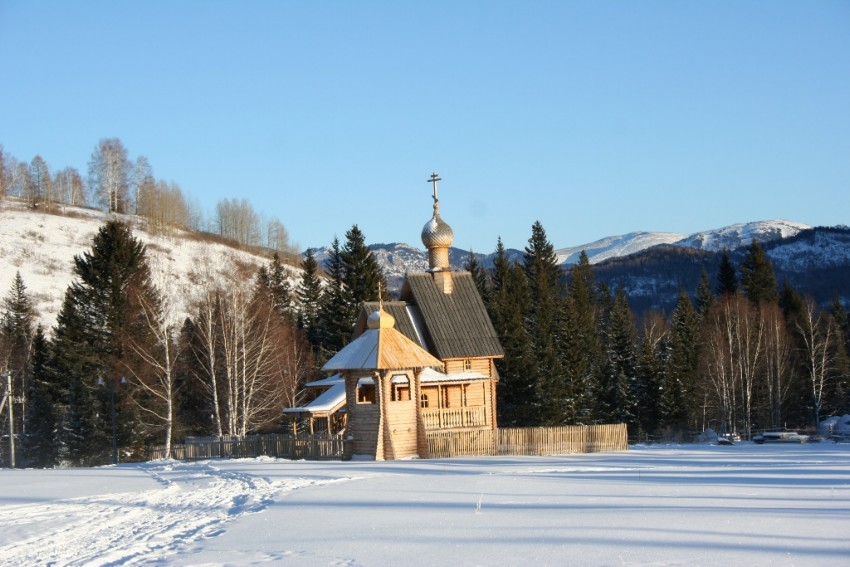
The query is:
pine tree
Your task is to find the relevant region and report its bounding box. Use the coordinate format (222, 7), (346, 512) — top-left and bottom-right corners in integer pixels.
(561, 251), (601, 424)
(660, 289), (700, 433)
(522, 222), (566, 425)
(54, 221), (160, 464)
(779, 280), (804, 325)
(341, 225), (386, 305)
(296, 249), (323, 347)
(464, 250), (490, 305)
(21, 327), (60, 468)
(267, 252), (294, 319)
(740, 239), (778, 305)
(716, 249), (738, 297)
(490, 238), (532, 426)
(695, 268), (714, 317)
(1, 271), (36, 457)
(52, 289), (108, 465)
(635, 312), (668, 438)
(600, 288), (638, 429)
(317, 238), (355, 356)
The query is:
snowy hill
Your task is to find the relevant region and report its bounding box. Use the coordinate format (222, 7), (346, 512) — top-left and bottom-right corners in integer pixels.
(674, 220), (811, 252)
(555, 231), (686, 265)
(0, 200), (293, 331)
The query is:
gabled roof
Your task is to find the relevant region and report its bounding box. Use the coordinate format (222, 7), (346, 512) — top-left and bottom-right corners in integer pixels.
(323, 309), (444, 372)
(400, 272), (504, 360)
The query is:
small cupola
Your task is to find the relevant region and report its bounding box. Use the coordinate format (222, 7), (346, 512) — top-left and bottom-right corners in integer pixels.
(421, 173), (454, 273)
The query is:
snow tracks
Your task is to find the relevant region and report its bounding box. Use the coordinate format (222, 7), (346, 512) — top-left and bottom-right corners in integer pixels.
(0, 460), (332, 566)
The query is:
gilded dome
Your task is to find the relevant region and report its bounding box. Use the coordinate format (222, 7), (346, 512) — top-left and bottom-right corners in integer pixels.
(421, 213), (454, 249)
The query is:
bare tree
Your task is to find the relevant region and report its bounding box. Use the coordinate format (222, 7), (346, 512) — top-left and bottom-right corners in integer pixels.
(795, 298), (838, 426)
(30, 155), (53, 210)
(215, 198), (260, 247)
(131, 156), (155, 216)
(701, 296), (765, 437)
(124, 279), (180, 458)
(88, 138), (131, 213)
(761, 303), (793, 429)
(54, 167), (87, 209)
(0, 145), (7, 199)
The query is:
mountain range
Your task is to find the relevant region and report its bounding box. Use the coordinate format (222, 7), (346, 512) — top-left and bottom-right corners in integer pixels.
(312, 219), (850, 313)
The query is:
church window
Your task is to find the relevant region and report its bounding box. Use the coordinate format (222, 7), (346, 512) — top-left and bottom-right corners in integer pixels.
(391, 375), (410, 401)
(357, 379), (375, 404)
(464, 359), (473, 371)
(420, 393), (429, 408)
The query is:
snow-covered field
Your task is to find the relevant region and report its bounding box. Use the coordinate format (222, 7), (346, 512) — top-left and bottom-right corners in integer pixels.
(1, 444), (848, 566)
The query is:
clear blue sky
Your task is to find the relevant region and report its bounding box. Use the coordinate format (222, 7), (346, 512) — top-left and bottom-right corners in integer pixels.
(2, 1), (849, 253)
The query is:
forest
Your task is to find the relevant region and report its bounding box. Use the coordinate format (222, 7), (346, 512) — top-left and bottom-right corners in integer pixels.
(1, 140), (848, 467)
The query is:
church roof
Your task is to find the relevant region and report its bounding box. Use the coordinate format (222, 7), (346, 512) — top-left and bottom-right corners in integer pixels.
(400, 272), (504, 360)
(322, 308), (444, 372)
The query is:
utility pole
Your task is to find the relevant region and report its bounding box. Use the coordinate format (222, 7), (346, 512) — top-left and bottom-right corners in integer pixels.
(1, 371), (14, 468)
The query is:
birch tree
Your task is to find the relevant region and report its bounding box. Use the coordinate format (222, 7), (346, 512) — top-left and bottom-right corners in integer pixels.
(123, 265), (180, 458)
(88, 138), (131, 213)
(795, 298), (838, 426)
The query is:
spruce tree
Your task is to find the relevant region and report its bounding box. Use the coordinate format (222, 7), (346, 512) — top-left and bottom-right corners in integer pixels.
(600, 288), (638, 429)
(464, 250), (490, 305)
(54, 221), (160, 464)
(635, 312), (668, 438)
(740, 239), (778, 305)
(660, 289), (700, 433)
(267, 252), (294, 319)
(296, 249), (323, 347)
(695, 268), (714, 317)
(779, 280), (804, 325)
(716, 249), (738, 297)
(1, 272), (36, 438)
(523, 222), (566, 426)
(317, 238), (355, 356)
(341, 225), (386, 305)
(21, 326), (60, 468)
(561, 251), (601, 424)
(490, 238), (532, 426)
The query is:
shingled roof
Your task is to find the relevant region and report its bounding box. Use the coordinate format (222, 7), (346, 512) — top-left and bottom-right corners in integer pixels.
(400, 272), (504, 360)
(324, 308), (443, 372)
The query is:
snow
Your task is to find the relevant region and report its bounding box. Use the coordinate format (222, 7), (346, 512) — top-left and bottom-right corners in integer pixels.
(1, 443), (848, 566)
(675, 220), (811, 252)
(0, 200), (290, 331)
(555, 231), (686, 265)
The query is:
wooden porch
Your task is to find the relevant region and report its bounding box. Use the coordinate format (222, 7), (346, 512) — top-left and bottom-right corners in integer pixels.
(422, 406), (488, 429)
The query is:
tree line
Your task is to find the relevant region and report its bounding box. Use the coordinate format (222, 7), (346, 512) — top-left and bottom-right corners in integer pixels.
(0, 219), (386, 467)
(1, 209), (848, 467)
(0, 141), (296, 254)
(469, 222), (849, 440)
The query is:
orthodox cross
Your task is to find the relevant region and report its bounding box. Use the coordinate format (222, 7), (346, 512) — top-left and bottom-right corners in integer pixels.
(428, 172), (442, 210)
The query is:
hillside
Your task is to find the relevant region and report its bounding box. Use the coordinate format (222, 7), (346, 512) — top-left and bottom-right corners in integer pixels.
(592, 226), (850, 314)
(0, 200), (296, 331)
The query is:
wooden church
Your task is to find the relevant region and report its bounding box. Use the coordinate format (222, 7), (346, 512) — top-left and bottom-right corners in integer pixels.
(286, 174), (504, 460)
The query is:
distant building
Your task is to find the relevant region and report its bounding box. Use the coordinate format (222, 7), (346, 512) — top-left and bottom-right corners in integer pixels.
(284, 174), (503, 460)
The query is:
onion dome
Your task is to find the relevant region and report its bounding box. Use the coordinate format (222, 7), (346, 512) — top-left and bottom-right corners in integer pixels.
(421, 213), (454, 249)
(367, 307), (396, 329)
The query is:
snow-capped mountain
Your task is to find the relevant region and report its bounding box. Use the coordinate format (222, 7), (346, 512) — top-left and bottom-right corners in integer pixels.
(555, 231), (686, 265)
(674, 220), (811, 252)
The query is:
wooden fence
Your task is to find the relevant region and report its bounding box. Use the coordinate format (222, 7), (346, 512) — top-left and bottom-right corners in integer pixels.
(426, 424), (628, 459)
(146, 433), (344, 461)
(147, 424), (627, 462)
